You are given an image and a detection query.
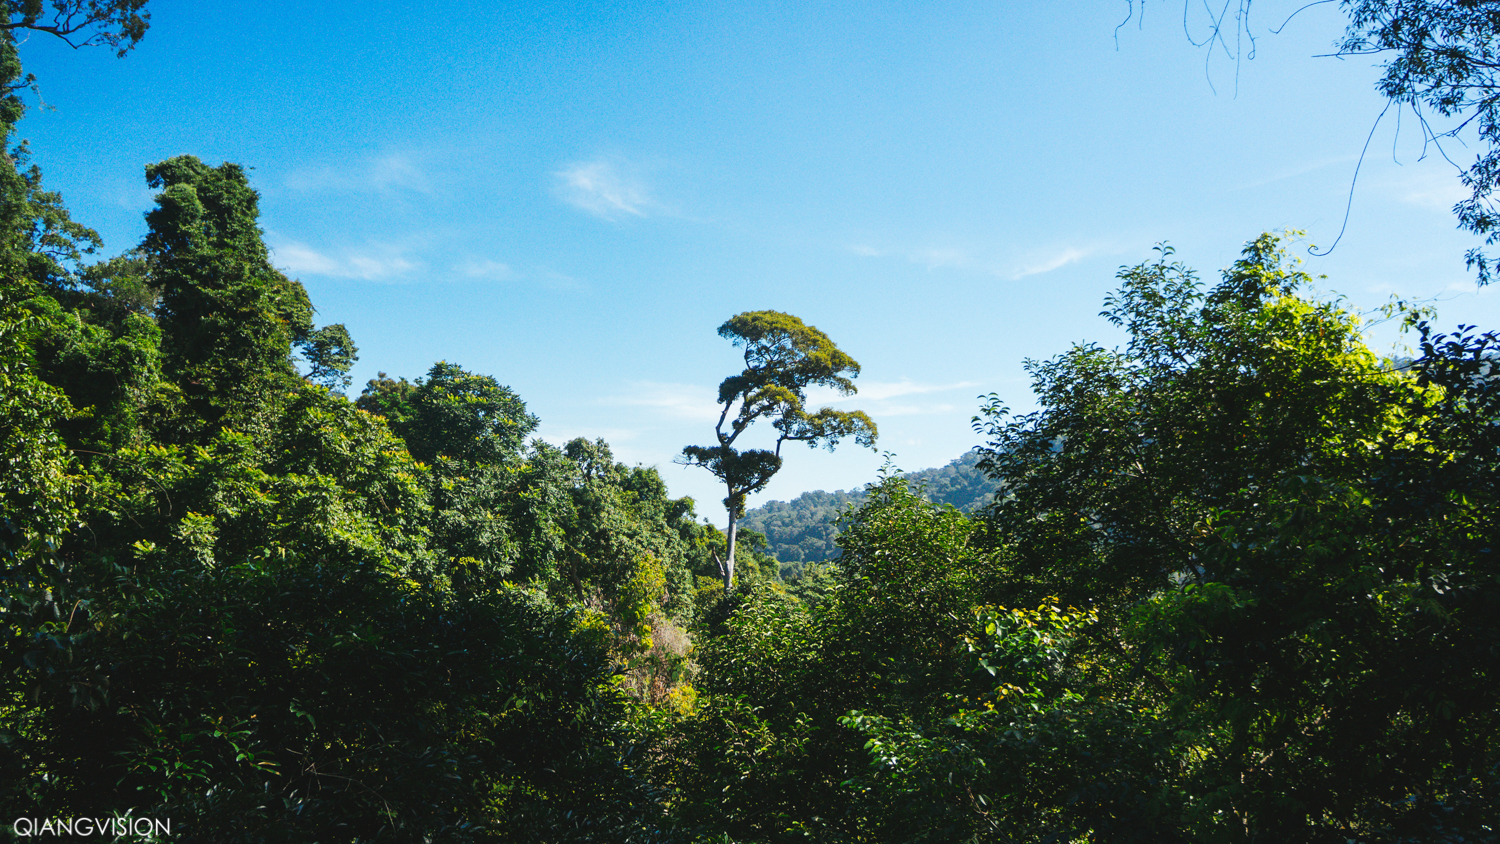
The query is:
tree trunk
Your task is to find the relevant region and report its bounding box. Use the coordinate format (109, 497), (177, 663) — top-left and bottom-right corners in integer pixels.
(724, 505), (737, 594)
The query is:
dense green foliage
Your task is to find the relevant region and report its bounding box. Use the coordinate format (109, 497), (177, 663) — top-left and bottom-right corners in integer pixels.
(642, 236), (1500, 842)
(3, 6), (1500, 842)
(740, 451), (998, 569)
(0, 23), (718, 838)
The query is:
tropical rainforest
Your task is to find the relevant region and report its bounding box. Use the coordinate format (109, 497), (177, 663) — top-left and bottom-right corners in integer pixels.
(739, 451), (998, 571)
(3, 2), (1500, 843)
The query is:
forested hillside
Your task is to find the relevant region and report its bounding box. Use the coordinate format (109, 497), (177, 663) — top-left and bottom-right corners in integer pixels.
(739, 451), (998, 569)
(0, 18), (723, 834)
(3, 4), (1500, 843)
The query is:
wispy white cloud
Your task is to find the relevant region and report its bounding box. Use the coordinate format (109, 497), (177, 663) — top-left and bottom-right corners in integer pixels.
(454, 258), (515, 281)
(915, 247), (971, 271)
(814, 378), (980, 403)
(271, 240), (419, 281)
(553, 158), (654, 220)
(452, 258), (585, 290)
(116, 185), (157, 213)
(1235, 154), (1359, 191)
(1007, 245), (1094, 280)
(531, 266), (586, 292)
(613, 381), (722, 422)
(1395, 173), (1468, 210)
(852, 243), (973, 270)
(610, 379), (979, 430)
(539, 426), (642, 445)
(805, 378), (979, 418)
(283, 153), (432, 195)
(871, 403), (960, 417)
(848, 237), (1098, 280)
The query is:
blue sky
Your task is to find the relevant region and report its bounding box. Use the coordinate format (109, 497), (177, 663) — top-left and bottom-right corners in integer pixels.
(18, 0), (1500, 521)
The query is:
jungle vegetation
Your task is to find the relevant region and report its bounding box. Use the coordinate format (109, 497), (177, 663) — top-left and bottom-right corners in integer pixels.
(738, 450), (999, 571)
(3, 2), (1500, 842)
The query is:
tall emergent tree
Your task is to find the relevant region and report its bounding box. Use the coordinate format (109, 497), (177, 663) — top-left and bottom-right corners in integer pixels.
(682, 310), (876, 592)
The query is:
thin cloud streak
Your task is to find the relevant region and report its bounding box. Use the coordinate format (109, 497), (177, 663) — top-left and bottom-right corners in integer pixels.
(615, 379), (978, 425)
(849, 239), (1098, 280)
(613, 381), (722, 422)
(815, 378), (980, 402)
(1007, 246), (1093, 280)
(539, 426), (642, 445)
(283, 153), (433, 195)
(807, 378), (980, 418)
(554, 159), (653, 220)
(455, 258), (515, 281)
(271, 240), (418, 281)
(1392, 172), (1469, 210)
(1234, 154), (1360, 191)
(871, 403), (959, 416)
(532, 266), (586, 292)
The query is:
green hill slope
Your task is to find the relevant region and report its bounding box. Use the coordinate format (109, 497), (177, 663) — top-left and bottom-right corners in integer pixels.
(740, 451), (997, 569)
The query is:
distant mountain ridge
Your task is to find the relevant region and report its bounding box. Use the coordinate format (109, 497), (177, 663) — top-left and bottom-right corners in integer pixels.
(740, 451), (997, 569)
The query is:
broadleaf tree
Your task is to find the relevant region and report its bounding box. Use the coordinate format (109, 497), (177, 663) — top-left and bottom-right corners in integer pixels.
(297, 322), (357, 392)
(681, 310), (876, 592)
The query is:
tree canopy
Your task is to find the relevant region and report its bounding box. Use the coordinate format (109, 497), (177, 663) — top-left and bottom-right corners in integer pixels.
(650, 233), (1500, 841)
(3, 3), (1499, 838)
(681, 310), (876, 592)
(0, 42), (712, 829)
(738, 451), (999, 569)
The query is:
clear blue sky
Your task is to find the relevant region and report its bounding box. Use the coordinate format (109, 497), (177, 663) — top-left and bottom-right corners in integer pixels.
(18, 0), (1500, 521)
